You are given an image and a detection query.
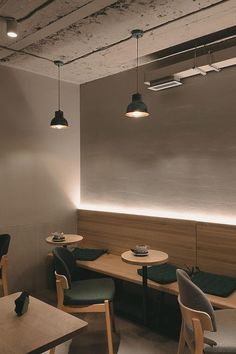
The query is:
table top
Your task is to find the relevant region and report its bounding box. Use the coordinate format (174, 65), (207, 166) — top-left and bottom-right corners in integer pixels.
(46, 234), (83, 246)
(0, 293), (87, 354)
(121, 249), (168, 266)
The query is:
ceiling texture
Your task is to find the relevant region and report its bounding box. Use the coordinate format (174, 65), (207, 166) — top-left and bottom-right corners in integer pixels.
(0, 0), (235, 84)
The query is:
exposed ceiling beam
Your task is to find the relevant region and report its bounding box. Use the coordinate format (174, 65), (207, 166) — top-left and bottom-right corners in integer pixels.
(144, 36), (236, 83)
(0, 0), (118, 60)
(144, 25), (236, 62)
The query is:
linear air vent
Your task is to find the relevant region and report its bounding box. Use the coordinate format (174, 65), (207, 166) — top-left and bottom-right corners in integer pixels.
(146, 76), (182, 91)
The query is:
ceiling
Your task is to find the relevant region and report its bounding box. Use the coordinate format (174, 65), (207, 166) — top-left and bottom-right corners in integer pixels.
(0, 0), (235, 84)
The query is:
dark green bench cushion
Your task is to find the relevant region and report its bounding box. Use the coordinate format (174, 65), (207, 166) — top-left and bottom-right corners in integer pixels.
(64, 278), (115, 305)
(137, 263), (177, 284)
(191, 271), (236, 298)
(72, 247), (107, 261)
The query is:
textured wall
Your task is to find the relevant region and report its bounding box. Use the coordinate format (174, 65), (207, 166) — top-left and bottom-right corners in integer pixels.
(0, 65), (80, 292)
(80, 64), (236, 224)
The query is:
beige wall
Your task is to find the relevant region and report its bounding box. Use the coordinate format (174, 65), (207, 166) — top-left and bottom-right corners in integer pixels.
(80, 64), (236, 224)
(0, 65), (80, 292)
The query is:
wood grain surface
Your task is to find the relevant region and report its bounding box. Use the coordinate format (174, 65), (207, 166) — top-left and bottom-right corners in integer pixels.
(77, 209), (236, 277)
(77, 209), (196, 268)
(0, 293), (87, 354)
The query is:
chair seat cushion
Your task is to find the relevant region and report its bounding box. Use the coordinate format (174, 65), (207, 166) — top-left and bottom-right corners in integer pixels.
(137, 263), (177, 284)
(72, 247), (107, 261)
(204, 309), (236, 353)
(191, 271), (236, 297)
(64, 278), (115, 306)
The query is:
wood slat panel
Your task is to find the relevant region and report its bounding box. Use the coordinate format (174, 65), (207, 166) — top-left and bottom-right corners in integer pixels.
(197, 222), (236, 277)
(77, 209), (196, 267)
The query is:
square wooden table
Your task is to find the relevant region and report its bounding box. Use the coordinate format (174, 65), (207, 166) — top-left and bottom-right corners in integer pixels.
(0, 293), (87, 354)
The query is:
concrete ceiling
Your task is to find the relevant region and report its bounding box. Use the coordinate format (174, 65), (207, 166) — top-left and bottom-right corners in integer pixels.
(0, 0), (235, 84)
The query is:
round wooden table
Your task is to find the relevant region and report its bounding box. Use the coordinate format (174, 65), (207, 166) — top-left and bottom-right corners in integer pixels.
(46, 234), (83, 248)
(121, 249), (168, 325)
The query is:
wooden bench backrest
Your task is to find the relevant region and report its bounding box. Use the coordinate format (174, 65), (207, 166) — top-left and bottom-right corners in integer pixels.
(77, 210), (196, 268)
(197, 222), (236, 277)
(77, 210), (236, 277)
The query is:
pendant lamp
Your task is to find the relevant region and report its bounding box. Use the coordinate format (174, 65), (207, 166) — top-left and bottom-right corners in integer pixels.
(6, 18), (18, 38)
(50, 60), (69, 129)
(126, 29), (149, 118)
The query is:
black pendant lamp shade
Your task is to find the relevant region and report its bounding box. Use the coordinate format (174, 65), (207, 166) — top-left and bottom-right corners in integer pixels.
(125, 29), (149, 118)
(126, 93), (149, 118)
(50, 60), (69, 129)
(50, 110), (68, 129)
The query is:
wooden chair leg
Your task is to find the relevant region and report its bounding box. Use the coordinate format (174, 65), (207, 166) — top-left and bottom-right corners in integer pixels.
(192, 318), (204, 354)
(110, 302), (116, 333)
(49, 348), (55, 354)
(177, 321), (186, 354)
(105, 300), (114, 354)
(1, 256), (8, 296)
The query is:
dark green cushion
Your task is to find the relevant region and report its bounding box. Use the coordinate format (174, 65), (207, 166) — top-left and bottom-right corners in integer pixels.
(137, 263), (177, 284)
(191, 271), (236, 297)
(72, 247), (107, 261)
(64, 278), (115, 305)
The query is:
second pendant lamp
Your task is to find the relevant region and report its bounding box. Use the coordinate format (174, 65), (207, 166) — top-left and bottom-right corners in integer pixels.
(50, 60), (69, 129)
(126, 29), (149, 118)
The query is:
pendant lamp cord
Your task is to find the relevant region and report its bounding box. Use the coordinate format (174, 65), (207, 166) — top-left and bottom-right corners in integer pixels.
(58, 64), (61, 110)
(136, 36), (139, 93)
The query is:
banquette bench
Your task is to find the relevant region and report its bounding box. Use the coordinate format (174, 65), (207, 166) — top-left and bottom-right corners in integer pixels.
(77, 253), (236, 309)
(76, 209), (236, 310)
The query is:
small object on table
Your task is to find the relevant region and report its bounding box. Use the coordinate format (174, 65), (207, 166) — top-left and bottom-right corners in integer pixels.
(51, 232), (65, 242)
(15, 291), (29, 316)
(121, 249), (168, 325)
(46, 234), (83, 248)
(131, 244), (150, 256)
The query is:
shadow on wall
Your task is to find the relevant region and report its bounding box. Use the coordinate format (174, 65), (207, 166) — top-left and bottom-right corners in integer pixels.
(0, 65), (80, 292)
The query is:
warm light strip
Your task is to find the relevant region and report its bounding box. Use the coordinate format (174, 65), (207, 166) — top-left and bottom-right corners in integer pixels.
(78, 203), (236, 226)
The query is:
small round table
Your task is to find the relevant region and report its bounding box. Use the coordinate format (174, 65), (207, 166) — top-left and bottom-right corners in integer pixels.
(121, 249), (168, 325)
(46, 234), (83, 248)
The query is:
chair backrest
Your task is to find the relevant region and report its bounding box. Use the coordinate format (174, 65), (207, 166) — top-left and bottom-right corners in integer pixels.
(0, 234), (10, 259)
(178, 296), (213, 332)
(176, 269), (216, 331)
(53, 247), (78, 288)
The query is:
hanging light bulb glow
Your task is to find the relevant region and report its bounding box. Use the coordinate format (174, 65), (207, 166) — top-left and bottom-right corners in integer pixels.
(125, 29), (149, 118)
(50, 60), (69, 129)
(6, 18), (18, 38)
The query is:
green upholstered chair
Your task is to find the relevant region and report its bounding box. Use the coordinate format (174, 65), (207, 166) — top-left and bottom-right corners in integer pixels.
(53, 247), (115, 354)
(0, 234), (10, 296)
(176, 269), (236, 354)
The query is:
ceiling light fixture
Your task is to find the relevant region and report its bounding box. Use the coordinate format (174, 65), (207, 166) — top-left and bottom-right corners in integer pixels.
(126, 29), (149, 118)
(6, 17), (18, 38)
(50, 60), (69, 129)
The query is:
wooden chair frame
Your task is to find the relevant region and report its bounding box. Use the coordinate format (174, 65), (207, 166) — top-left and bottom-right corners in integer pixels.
(55, 271), (115, 354)
(0, 255), (9, 296)
(177, 296), (214, 354)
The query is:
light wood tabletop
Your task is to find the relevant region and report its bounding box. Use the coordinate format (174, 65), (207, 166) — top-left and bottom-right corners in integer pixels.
(0, 292), (87, 354)
(46, 234), (83, 246)
(121, 249), (168, 266)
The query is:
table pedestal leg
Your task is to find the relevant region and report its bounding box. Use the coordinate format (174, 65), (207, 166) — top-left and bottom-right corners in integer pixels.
(142, 265), (148, 325)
